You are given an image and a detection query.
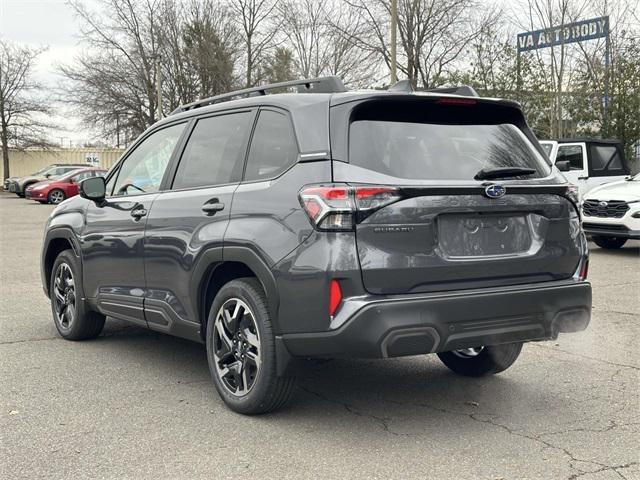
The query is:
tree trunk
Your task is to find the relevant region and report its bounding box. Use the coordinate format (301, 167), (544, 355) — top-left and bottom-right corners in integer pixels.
(1, 125), (9, 181)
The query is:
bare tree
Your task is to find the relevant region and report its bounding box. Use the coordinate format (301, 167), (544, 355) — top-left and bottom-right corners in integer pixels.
(277, 0), (382, 86)
(0, 39), (52, 180)
(59, 0), (164, 144)
(229, 0), (279, 87)
(342, 0), (500, 88)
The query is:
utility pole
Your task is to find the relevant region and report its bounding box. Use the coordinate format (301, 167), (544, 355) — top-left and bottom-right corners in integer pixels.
(390, 0), (397, 84)
(155, 55), (163, 120)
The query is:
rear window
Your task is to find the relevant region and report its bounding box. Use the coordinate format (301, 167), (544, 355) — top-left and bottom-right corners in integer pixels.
(348, 110), (550, 181)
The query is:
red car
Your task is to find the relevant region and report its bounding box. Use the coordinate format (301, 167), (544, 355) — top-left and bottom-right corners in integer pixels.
(26, 168), (107, 204)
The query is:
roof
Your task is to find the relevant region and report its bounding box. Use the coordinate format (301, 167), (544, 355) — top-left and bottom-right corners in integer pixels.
(555, 138), (622, 145)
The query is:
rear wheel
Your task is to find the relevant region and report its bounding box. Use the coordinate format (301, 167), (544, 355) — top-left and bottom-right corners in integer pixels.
(48, 189), (66, 204)
(438, 343), (523, 377)
(50, 250), (105, 340)
(206, 278), (295, 414)
(592, 236), (627, 249)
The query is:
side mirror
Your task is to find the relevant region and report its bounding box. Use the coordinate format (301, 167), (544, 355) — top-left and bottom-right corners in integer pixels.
(45, 174), (51, 178)
(80, 176), (106, 204)
(556, 160), (571, 172)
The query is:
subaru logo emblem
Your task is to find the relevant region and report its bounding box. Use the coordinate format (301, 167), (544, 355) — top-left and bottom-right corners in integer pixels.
(485, 184), (506, 199)
(598, 201), (608, 207)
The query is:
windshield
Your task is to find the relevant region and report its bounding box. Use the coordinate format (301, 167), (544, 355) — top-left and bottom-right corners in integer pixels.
(33, 166), (54, 176)
(57, 169), (86, 181)
(349, 121), (551, 181)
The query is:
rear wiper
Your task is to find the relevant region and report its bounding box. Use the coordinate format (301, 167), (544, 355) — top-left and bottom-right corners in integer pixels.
(474, 167), (536, 181)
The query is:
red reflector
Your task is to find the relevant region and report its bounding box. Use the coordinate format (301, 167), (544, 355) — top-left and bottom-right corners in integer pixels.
(579, 259), (589, 280)
(329, 279), (342, 316)
(436, 98), (477, 106)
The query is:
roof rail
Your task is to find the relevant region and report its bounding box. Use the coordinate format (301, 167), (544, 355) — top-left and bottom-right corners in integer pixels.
(170, 76), (347, 115)
(424, 85), (479, 97)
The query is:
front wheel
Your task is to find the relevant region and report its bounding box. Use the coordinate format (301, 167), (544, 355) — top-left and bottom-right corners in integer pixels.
(592, 236), (627, 249)
(206, 278), (295, 415)
(437, 343), (523, 377)
(50, 250), (105, 340)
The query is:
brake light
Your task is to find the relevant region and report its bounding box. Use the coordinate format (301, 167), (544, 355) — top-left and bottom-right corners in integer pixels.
(329, 279), (342, 316)
(436, 98), (477, 106)
(299, 184), (401, 230)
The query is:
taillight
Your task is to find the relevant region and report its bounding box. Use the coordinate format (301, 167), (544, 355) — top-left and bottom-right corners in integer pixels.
(299, 184), (401, 230)
(329, 279), (342, 316)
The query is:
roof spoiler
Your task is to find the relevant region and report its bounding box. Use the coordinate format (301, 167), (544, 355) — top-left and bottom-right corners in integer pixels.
(388, 80), (479, 97)
(170, 76), (347, 115)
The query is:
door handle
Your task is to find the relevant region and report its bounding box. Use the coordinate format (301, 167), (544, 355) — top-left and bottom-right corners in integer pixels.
(577, 176), (588, 180)
(202, 200), (225, 215)
(131, 208), (147, 220)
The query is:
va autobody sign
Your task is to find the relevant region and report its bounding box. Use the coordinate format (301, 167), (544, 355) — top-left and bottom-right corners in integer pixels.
(517, 16), (609, 52)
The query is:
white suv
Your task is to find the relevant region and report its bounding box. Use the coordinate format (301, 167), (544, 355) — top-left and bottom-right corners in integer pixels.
(582, 173), (640, 249)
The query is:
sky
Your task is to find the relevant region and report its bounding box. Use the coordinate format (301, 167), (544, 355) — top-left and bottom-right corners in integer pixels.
(1, 0), (94, 146)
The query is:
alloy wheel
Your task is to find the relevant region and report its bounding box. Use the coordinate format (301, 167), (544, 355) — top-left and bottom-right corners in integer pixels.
(213, 298), (261, 396)
(53, 263), (76, 330)
(452, 346), (484, 358)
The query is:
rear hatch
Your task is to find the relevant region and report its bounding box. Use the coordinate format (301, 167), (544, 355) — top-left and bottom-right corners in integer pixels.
(329, 95), (583, 294)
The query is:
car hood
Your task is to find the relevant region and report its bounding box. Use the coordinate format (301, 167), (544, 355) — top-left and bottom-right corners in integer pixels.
(585, 178), (640, 202)
(29, 180), (53, 190)
(18, 174), (48, 183)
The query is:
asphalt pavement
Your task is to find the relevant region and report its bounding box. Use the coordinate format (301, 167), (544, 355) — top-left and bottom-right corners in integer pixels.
(1, 192), (638, 480)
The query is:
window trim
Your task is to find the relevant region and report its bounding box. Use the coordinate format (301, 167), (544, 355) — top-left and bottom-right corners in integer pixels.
(240, 106), (301, 185)
(167, 108), (257, 193)
(104, 120), (190, 198)
(556, 143), (586, 172)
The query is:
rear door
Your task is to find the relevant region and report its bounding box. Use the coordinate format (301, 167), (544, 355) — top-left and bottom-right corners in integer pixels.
(585, 142), (629, 193)
(330, 97), (582, 295)
(143, 109), (255, 333)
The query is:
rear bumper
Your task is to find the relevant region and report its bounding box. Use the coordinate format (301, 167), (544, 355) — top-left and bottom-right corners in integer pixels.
(280, 280), (591, 359)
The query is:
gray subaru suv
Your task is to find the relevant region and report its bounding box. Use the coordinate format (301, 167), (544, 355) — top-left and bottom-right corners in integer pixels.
(40, 77), (591, 414)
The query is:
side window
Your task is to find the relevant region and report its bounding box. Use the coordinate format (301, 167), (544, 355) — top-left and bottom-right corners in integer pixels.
(244, 110), (298, 182)
(591, 145), (622, 171)
(173, 112), (252, 189)
(112, 123), (185, 196)
(556, 145), (584, 170)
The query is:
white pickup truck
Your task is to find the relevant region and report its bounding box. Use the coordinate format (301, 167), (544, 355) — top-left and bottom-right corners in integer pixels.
(540, 139), (631, 198)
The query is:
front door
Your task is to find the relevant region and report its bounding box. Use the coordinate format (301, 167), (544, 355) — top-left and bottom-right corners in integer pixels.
(81, 122), (187, 326)
(556, 142), (588, 196)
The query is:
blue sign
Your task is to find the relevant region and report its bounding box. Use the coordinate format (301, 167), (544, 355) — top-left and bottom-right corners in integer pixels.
(517, 16), (608, 52)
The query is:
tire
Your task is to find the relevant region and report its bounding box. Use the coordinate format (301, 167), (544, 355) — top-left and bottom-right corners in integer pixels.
(592, 236), (627, 249)
(206, 278), (295, 415)
(437, 343), (523, 377)
(48, 189), (66, 204)
(50, 250), (105, 340)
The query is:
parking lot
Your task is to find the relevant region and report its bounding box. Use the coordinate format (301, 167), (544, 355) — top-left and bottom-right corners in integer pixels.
(1, 191), (638, 480)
